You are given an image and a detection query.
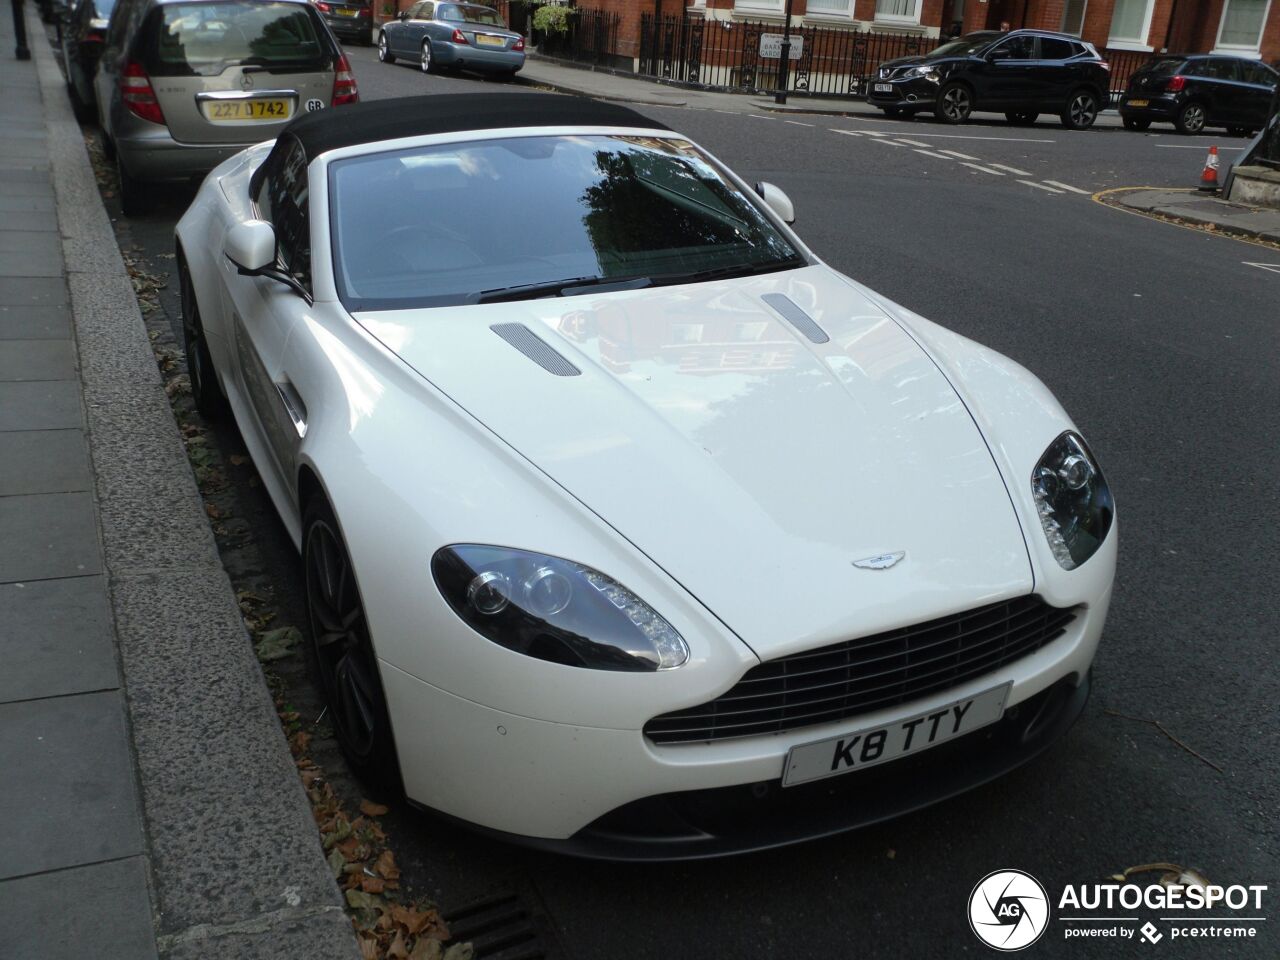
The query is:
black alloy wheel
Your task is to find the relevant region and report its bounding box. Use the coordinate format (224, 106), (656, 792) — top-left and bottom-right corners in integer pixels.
(304, 499), (402, 793)
(178, 257), (227, 418)
(1122, 116), (1152, 131)
(937, 82), (972, 124)
(1061, 90), (1099, 130)
(1175, 100), (1207, 134)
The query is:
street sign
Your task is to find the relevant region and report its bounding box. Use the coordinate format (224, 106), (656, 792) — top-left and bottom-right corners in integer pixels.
(760, 34), (803, 60)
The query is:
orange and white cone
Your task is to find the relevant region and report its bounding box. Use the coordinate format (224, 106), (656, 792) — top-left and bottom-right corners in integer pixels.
(1199, 146), (1220, 192)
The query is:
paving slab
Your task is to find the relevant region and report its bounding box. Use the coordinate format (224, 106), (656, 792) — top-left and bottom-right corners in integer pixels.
(0, 276), (68, 306)
(0, 856), (158, 960)
(0, 575), (117, 703)
(0, 167), (54, 186)
(0, 427), (91, 495)
(0, 491), (100, 583)
(0, 194), (56, 213)
(0, 303), (72, 339)
(0, 230), (65, 278)
(0, 339), (76, 380)
(0, 138), (54, 160)
(0, 379), (82, 430)
(0, 691), (144, 879)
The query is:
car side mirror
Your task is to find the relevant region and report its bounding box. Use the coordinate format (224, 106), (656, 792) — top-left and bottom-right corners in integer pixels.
(988, 48), (1011, 61)
(224, 219), (277, 274)
(754, 181), (795, 225)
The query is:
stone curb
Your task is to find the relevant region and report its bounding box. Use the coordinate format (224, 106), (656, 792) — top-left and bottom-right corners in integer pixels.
(1104, 187), (1280, 245)
(29, 14), (359, 960)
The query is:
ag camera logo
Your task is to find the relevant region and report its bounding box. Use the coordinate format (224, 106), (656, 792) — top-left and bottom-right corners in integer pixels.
(969, 869), (1050, 951)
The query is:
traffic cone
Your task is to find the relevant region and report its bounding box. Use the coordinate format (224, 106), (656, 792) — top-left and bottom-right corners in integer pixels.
(1199, 146), (1220, 192)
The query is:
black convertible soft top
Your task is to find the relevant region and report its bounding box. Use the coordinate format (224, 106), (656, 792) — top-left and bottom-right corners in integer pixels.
(280, 93), (669, 163)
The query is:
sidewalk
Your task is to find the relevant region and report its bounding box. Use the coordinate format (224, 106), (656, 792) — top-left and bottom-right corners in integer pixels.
(1102, 188), (1280, 244)
(0, 3), (357, 958)
(516, 52), (1130, 127)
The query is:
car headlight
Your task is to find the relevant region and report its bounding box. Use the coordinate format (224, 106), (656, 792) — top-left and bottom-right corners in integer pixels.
(907, 65), (940, 80)
(431, 545), (690, 672)
(1031, 432), (1114, 570)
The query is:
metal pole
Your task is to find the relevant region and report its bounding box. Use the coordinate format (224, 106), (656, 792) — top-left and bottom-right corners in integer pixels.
(773, 0), (794, 105)
(12, 0), (31, 60)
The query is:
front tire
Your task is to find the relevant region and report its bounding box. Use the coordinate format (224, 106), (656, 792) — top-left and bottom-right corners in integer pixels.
(1061, 90), (1099, 130)
(304, 497), (402, 796)
(378, 31), (394, 62)
(420, 38), (434, 74)
(1122, 116), (1151, 131)
(937, 83), (972, 124)
(178, 255), (227, 419)
(1174, 101), (1207, 135)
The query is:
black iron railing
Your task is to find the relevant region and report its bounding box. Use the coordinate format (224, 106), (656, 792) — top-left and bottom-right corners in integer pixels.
(1102, 47), (1158, 96)
(535, 6), (620, 65)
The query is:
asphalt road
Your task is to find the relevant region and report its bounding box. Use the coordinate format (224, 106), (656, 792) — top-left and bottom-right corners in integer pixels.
(97, 45), (1279, 960)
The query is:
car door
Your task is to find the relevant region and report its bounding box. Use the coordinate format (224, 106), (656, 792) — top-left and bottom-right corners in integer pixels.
(407, 0), (434, 53)
(223, 137), (312, 489)
(1035, 36), (1081, 108)
(1189, 58), (1240, 125)
(1239, 61), (1278, 128)
(388, 0), (418, 54)
(983, 34), (1039, 108)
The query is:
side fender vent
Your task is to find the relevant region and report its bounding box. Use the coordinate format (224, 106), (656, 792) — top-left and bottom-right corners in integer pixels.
(761, 293), (829, 344)
(491, 323), (581, 377)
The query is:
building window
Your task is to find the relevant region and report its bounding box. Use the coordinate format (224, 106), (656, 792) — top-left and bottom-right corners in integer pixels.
(1107, 0), (1154, 47)
(1215, 0), (1271, 53)
(1061, 0), (1087, 35)
(875, 0), (921, 24)
(807, 0), (851, 14)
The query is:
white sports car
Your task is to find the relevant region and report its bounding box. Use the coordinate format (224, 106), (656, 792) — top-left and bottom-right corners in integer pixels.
(176, 93), (1116, 859)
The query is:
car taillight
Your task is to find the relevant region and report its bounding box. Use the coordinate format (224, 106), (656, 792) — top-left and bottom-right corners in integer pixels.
(316, 1), (331, 10)
(332, 53), (358, 105)
(82, 28), (106, 44)
(357, 5), (370, 14)
(512, 36), (524, 51)
(452, 28), (468, 44)
(1166, 75), (1186, 92)
(120, 60), (165, 125)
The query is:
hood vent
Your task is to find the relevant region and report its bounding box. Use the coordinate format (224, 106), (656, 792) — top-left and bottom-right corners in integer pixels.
(490, 323), (581, 377)
(761, 293), (829, 345)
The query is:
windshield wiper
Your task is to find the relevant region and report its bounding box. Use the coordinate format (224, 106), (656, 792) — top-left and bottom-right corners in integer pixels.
(476, 275), (652, 304)
(646, 257), (807, 289)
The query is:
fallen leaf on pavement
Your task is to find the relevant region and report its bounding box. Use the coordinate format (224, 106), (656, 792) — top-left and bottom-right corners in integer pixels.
(255, 626), (302, 662)
(374, 850), (400, 881)
(361, 799), (389, 817)
(388, 931), (410, 959)
(442, 943), (475, 960)
(361, 875), (386, 894)
(408, 940), (442, 960)
(327, 848), (346, 879)
(346, 890), (383, 911)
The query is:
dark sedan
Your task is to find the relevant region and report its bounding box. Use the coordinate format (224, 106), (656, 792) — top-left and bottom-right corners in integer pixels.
(59, 0), (115, 118)
(314, 0), (373, 46)
(1118, 55), (1278, 135)
(867, 29), (1111, 130)
(377, 1), (524, 75)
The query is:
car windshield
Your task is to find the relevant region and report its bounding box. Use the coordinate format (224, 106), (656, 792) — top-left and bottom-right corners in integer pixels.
(141, 1), (328, 77)
(927, 33), (998, 58)
(328, 135), (806, 311)
(436, 3), (502, 24)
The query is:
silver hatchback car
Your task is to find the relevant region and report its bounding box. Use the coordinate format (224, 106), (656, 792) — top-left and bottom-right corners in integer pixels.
(95, 0), (357, 214)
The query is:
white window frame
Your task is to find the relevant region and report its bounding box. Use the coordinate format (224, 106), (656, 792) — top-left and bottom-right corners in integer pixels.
(804, 0), (852, 20)
(874, 0), (922, 26)
(1213, 0), (1272, 57)
(1060, 0), (1088, 36)
(1106, 0), (1156, 51)
(733, 0), (786, 17)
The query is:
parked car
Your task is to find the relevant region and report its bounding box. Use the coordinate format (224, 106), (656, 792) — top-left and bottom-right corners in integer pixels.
(868, 29), (1111, 130)
(60, 0), (116, 118)
(1118, 54), (1278, 135)
(175, 93), (1116, 858)
(95, 0), (357, 216)
(313, 0), (372, 46)
(377, 1), (523, 75)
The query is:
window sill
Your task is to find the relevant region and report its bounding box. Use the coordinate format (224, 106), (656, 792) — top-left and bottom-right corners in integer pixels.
(803, 10), (854, 24)
(1211, 44), (1262, 58)
(873, 17), (924, 31)
(1105, 39), (1153, 52)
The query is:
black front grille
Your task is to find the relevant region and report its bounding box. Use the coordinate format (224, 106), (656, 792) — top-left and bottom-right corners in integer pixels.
(644, 596), (1077, 745)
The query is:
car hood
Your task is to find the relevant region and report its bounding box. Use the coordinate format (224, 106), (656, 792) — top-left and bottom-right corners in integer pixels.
(353, 265), (1033, 660)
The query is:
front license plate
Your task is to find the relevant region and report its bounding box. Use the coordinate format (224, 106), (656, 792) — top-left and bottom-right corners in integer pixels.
(874, 82), (893, 93)
(1127, 98), (1149, 107)
(201, 98), (293, 123)
(475, 33), (505, 46)
(782, 683), (1010, 787)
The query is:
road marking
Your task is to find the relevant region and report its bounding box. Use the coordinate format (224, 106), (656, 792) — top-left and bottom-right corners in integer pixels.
(959, 161), (1006, 175)
(913, 149), (955, 160)
(987, 162), (1033, 176)
(1155, 144), (1243, 149)
(870, 138), (910, 147)
(1043, 180), (1092, 194)
(830, 129), (863, 136)
(747, 114), (777, 121)
(894, 138), (934, 147)
(1243, 262), (1280, 274)
(1018, 179), (1064, 193)
(939, 149), (981, 160)
(784, 119), (815, 127)
(842, 131), (1056, 143)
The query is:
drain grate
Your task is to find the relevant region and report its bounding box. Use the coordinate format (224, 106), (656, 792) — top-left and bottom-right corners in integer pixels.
(445, 892), (552, 960)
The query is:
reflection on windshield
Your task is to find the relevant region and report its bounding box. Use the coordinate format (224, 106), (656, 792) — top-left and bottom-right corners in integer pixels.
(145, 1), (326, 76)
(329, 135), (804, 311)
(928, 33), (996, 58)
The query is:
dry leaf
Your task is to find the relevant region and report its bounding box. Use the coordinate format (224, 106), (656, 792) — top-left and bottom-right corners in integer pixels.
(374, 850), (400, 880)
(230, 454), (249, 465)
(361, 799), (390, 817)
(361, 875), (386, 894)
(442, 944), (474, 960)
(388, 931), (410, 959)
(357, 935), (380, 960)
(408, 940), (442, 960)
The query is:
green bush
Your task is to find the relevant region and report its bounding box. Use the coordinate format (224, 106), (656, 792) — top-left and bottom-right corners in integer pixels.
(532, 4), (574, 35)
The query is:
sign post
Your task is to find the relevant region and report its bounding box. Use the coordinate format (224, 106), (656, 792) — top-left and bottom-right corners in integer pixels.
(773, 0), (795, 105)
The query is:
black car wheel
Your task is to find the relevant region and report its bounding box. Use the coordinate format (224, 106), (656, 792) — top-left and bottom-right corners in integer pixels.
(304, 498), (402, 794)
(1061, 90), (1099, 130)
(1005, 111), (1038, 126)
(937, 83), (972, 124)
(1122, 116), (1152, 131)
(1175, 101), (1207, 135)
(420, 38), (434, 74)
(378, 30), (394, 61)
(178, 255), (228, 419)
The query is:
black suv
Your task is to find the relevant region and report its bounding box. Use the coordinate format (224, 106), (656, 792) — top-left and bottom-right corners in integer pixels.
(868, 29), (1111, 130)
(315, 0), (373, 45)
(1119, 55), (1278, 135)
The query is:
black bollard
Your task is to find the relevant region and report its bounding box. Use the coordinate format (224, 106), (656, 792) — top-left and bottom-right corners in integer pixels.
(12, 0), (31, 60)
